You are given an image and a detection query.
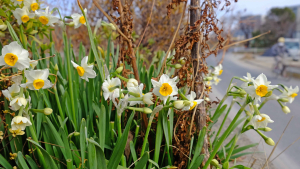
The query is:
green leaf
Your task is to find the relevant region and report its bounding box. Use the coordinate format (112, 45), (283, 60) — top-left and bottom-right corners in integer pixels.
(189, 155), (204, 169)
(134, 152), (149, 169)
(130, 141), (137, 163)
(87, 139), (107, 169)
(88, 139), (97, 169)
(0, 8), (7, 18)
(230, 151), (263, 160)
(17, 151), (30, 169)
(232, 143), (259, 155)
(229, 165), (251, 169)
(27, 139), (58, 169)
(107, 112), (135, 169)
(5, 21), (21, 45)
(154, 110), (163, 164)
(93, 103), (106, 150)
(80, 118), (87, 169)
(189, 126), (206, 168)
(0, 154), (13, 169)
(208, 104), (227, 129)
(25, 155), (39, 169)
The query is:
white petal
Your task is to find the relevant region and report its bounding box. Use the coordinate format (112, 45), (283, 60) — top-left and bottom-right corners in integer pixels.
(71, 60), (79, 68)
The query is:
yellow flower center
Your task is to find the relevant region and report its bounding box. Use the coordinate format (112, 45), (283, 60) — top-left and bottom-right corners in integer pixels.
(219, 70), (223, 75)
(215, 79), (219, 83)
(33, 79), (45, 89)
(79, 16), (86, 24)
(257, 117), (266, 122)
(17, 0), (23, 1)
(4, 53), (18, 66)
(21, 15), (29, 23)
(189, 101), (198, 110)
(291, 93), (297, 98)
(17, 121), (23, 124)
(31, 3), (39, 11)
(255, 85), (268, 97)
(207, 81), (210, 85)
(39, 16), (49, 25)
(159, 83), (173, 96)
(76, 66), (85, 76)
(208, 86), (211, 89)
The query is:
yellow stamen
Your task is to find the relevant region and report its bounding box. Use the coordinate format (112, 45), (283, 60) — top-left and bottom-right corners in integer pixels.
(189, 101), (198, 110)
(4, 53), (18, 66)
(291, 93), (297, 98)
(76, 66), (85, 76)
(39, 16), (49, 25)
(33, 79), (45, 89)
(159, 83), (173, 96)
(255, 85), (268, 97)
(219, 70), (223, 75)
(31, 3), (39, 11)
(79, 16), (86, 24)
(257, 117), (266, 122)
(21, 15), (29, 23)
(17, 0), (23, 1)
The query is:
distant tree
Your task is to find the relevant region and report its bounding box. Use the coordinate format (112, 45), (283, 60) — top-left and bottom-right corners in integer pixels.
(256, 7), (296, 47)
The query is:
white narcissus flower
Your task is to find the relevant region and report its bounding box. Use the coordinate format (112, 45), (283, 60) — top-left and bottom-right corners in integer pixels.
(212, 64), (223, 76)
(143, 93), (154, 105)
(244, 73), (278, 103)
(213, 77), (221, 85)
(241, 72), (254, 88)
(182, 91), (204, 111)
(127, 78), (138, 88)
(250, 114), (274, 129)
(151, 74), (178, 104)
(102, 76), (121, 100)
(24, 0), (39, 11)
(205, 80), (212, 89)
(12, 75), (23, 85)
(29, 59), (38, 69)
(0, 42), (30, 70)
(128, 84), (144, 105)
(12, 7), (35, 25)
(20, 69), (53, 90)
(71, 8), (87, 29)
(11, 0), (24, 6)
(0, 41), (30, 70)
(35, 6), (59, 26)
(279, 86), (298, 103)
(10, 95), (28, 111)
(71, 56), (96, 82)
(11, 116), (32, 130)
(2, 84), (20, 101)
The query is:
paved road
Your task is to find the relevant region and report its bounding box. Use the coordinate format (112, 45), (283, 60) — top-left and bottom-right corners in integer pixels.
(207, 53), (300, 169)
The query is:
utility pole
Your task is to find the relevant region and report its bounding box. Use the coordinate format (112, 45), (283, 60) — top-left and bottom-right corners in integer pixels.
(190, 0), (210, 166)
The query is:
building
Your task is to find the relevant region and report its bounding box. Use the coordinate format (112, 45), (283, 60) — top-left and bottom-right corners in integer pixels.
(290, 5), (300, 39)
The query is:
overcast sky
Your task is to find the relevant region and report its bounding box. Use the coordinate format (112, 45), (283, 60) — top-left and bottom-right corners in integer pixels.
(231, 0), (300, 16)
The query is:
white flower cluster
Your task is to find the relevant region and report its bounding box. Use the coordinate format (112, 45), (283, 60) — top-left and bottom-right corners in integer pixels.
(1, 41), (54, 131)
(233, 72), (298, 130)
(204, 64), (223, 89)
(101, 73), (204, 114)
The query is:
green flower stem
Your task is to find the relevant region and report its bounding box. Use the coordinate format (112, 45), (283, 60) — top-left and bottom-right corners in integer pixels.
(115, 73), (129, 82)
(215, 94), (228, 114)
(29, 109), (44, 113)
(28, 125), (47, 168)
(178, 90), (188, 100)
(163, 104), (174, 109)
(17, 88), (24, 116)
(54, 86), (65, 120)
(128, 92), (140, 97)
(117, 115), (122, 139)
(203, 101), (247, 169)
(224, 134), (238, 163)
(258, 99), (268, 110)
(214, 100), (235, 143)
(277, 100), (284, 108)
(128, 97), (143, 101)
(109, 85), (120, 92)
(253, 104), (261, 115)
(140, 118), (153, 156)
(255, 129), (269, 140)
(63, 32), (76, 129)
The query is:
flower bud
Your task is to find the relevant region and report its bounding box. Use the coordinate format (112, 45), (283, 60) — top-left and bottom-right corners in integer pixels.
(143, 108), (152, 114)
(174, 64), (182, 69)
(0, 31), (4, 38)
(127, 79), (138, 87)
(264, 127), (272, 132)
(264, 90), (272, 97)
(278, 98), (289, 102)
(67, 22), (75, 27)
(183, 100), (192, 106)
(0, 22), (7, 31)
(174, 101), (184, 109)
(222, 161), (229, 169)
(265, 138), (275, 146)
(282, 106), (290, 114)
(204, 77), (213, 81)
(44, 108), (53, 115)
(54, 64), (59, 71)
(210, 159), (219, 167)
(116, 66), (123, 74)
(74, 132), (80, 136)
(205, 97), (210, 102)
(179, 58), (186, 65)
(120, 93), (125, 99)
